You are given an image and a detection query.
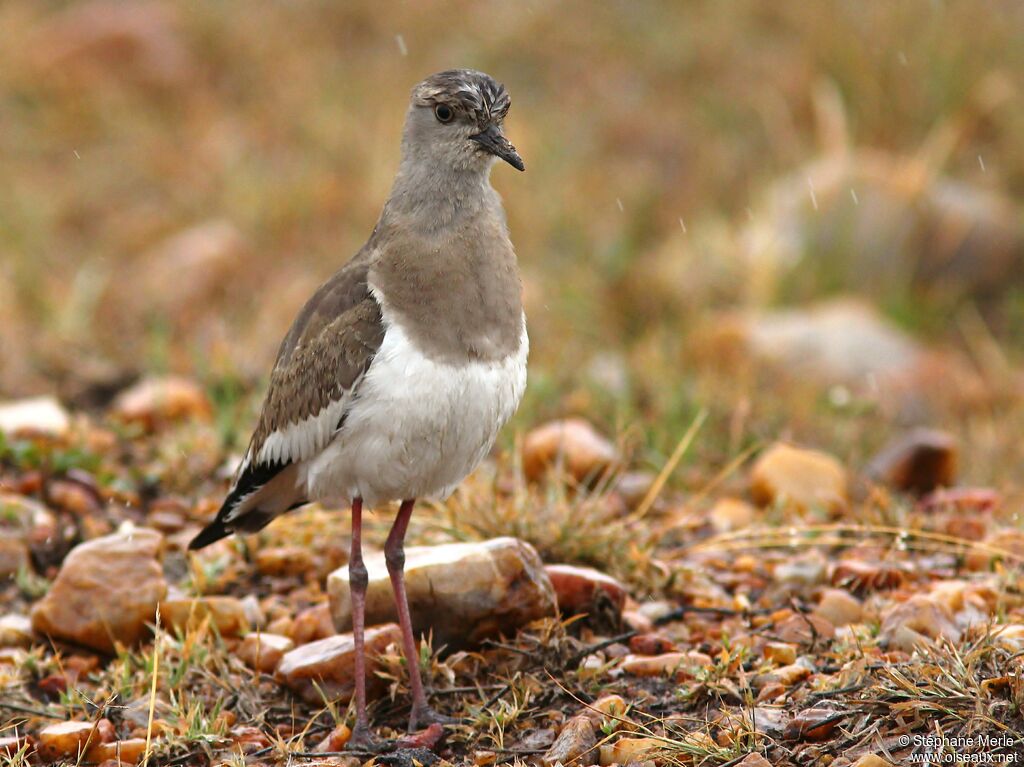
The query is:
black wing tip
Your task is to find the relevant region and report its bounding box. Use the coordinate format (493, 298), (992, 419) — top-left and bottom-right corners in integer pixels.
(188, 521), (231, 551)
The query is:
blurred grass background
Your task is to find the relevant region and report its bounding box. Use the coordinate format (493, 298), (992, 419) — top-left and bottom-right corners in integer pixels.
(0, 0), (1022, 489)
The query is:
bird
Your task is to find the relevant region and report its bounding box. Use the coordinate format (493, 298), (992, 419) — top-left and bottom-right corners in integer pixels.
(188, 69), (527, 749)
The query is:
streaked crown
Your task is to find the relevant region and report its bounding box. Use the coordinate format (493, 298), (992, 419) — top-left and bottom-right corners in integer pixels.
(411, 69), (511, 125)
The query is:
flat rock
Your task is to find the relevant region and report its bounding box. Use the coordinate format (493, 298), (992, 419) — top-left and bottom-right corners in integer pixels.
(328, 537), (556, 649)
(86, 738), (149, 764)
(31, 528), (166, 653)
(620, 651), (712, 680)
(750, 442), (848, 514)
(110, 376), (212, 430)
(0, 396), (70, 438)
(545, 564), (627, 620)
(160, 596), (248, 636)
(237, 632), (294, 673)
(521, 418), (619, 484)
(276, 623), (401, 705)
(867, 428), (957, 494)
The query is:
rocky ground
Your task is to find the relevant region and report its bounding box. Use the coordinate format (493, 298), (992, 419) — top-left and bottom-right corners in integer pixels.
(2, 377), (1023, 767)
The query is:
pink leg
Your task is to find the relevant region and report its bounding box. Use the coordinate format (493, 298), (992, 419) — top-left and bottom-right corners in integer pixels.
(347, 498), (381, 750)
(385, 499), (454, 731)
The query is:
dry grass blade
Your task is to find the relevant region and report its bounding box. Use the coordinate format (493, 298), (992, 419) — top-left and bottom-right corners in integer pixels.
(143, 606), (161, 767)
(629, 408), (707, 522)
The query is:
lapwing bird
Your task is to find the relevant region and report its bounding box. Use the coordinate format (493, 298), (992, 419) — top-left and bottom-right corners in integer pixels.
(189, 70), (527, 747)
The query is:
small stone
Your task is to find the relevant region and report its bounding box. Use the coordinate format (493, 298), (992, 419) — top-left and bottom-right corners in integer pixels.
(0, 396), (70, 438)
(813, 589), (863, 627)
(852, 756), (894, 767)
(521, 418), (619, 484)
(763, 642), (797, 666)
(599, 736), (664, 766)
(621, 651), (712, 679)
(48, 479), (102, 517)
(589, 694), (628, 721)
(328, 538), (556, 650)
(276, 623), (401, 704)
(773, 613), (835, 645)
(31, 529), (166, 653)
(880, 595), (961, 651)
(255, 546), (315, 578)
(709, 498), (757, 532)
(160, 596), (249, 636)
(36, 721), (103, 761)
(0, 734), (33, 757)
(0, 536), (30, 578)
(0, 614), (34, 647)
(545, 564), (627, 619)
(86, 738), (149, 764)
(993, 625), (1024, 653)
(867, 428), (957, 494)
(783, 707), (842, 741)
(754, 662), (812, 688)
(313, 724), (351, 752)
(289, 603), (335, 645)
(542, 716), (596, 767)
(628, 633), (676, 655)
(110, 376), (212, 430)
(750, 443), (848, 514)
(737, 755), (772, 767)
(237, 632), (294, 673)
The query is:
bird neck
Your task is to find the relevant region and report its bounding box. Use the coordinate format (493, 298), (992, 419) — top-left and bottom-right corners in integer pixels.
(383, 158), (496, 232)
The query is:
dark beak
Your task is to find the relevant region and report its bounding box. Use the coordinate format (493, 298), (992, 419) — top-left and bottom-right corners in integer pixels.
(470, 125), (525, 171)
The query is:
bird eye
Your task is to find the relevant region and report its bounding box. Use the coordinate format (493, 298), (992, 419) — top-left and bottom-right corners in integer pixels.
(434, 104), (454, 123)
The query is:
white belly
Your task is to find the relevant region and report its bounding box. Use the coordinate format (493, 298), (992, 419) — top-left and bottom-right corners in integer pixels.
(300, 315), (528, 508)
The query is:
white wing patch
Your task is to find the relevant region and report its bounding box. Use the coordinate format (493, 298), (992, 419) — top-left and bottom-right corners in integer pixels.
(256, 390), (355, 467)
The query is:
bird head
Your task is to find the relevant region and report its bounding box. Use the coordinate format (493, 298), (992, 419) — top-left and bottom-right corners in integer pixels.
(404, 69), (525, 174)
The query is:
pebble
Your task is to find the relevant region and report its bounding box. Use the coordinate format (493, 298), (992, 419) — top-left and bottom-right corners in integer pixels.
(255, 546), (315, 578)
(0, 614), (34, 647)
(545, 563), (627, 619)
(36, 721), (103, 761)
(110, 376), (212, 430)
(542, 716), (596, 767)
(737, 755), (772, 767)
(813, 588), (863, 627)
(313, 724), (352, 752)
(599, 736), (664, 766)
(289, 603), (335, 645)
(86, 738), (149, 764)
(709, 497), (757, 532)
(763, 642), (797, 666)
(750, 443), (848, 514)
(160, 595), (249, 636)
(328, 537), (555, 650)
(866, 428), (957, 494)
(237, 632), (294, 673)
(880, 595), (961, 651)
(31, 528), (166, 653)
(0, 396), (71, 438)
(620, 650), (712, 680)
(276, 623), (401, 704)
(783, 707), (842, 741)
(521, 418), (619, 484)
(754, 662), (812, 688)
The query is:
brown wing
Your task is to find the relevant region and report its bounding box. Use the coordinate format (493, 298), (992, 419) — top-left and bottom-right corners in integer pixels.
(189, 251), (385, 549)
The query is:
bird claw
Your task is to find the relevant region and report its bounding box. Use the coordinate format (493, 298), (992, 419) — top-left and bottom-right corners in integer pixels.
(408, 706), (460, 732)
(346, 723), (389, 754)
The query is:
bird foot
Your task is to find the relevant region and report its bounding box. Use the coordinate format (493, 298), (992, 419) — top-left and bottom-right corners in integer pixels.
(346, 723), (388, 754)
(408, 705), (460, 732)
